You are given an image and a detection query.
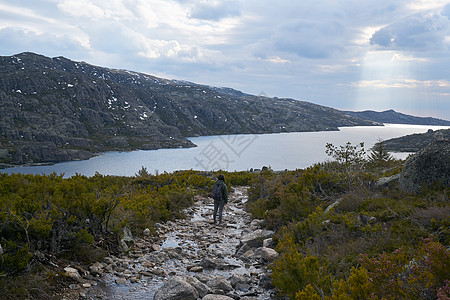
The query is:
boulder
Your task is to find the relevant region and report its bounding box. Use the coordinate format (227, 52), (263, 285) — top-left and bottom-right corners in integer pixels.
(399, 139), (450, 193)
(250, 219), (266, 229)
(64, 267), (81, 281)
(153, 276), (199, 300)
(206, 276), (233, 293)
(185, 276), (211, 298)
(375, 174), (400, 188)
(89, 262), (104, 276)
(263, 238), (274, 248)
(120, 227), (134, 251)
(241, 229), (274, 248)
(115, 278), (127, 285)
(261, 247), (278, 261)
(199, 257), (220, 269)
(229, 273), (250, 288)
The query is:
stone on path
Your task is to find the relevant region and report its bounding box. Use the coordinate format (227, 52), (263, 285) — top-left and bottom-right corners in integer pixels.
(64, 267), (81, 281)
(153, 276), (199, 300)
(261, 247), (278, 262)
(115, 278), (127, 285)
(241, 229), (274, 248)
(185, 276), (211, 298)
(202, 295), (235, 300)
(206, 276), (233, 293)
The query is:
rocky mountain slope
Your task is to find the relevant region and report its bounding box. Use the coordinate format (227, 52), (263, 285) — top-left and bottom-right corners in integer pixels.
(343, 109), (450, 126)
(0, 52), (377, 167)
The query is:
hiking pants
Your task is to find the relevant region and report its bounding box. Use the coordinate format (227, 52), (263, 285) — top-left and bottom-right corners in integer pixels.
(213, 200), (224, 224)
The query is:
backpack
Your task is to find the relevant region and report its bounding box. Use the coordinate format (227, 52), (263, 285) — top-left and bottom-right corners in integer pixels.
(212, 182), (223, 201)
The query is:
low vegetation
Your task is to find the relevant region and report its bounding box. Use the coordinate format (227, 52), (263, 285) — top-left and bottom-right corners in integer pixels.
(247, 142), (449, 299)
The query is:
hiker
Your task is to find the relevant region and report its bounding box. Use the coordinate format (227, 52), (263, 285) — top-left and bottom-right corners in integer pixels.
(212, 174), (228, 225)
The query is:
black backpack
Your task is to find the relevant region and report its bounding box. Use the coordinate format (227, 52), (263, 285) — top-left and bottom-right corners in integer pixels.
(212, 182), (223, 201)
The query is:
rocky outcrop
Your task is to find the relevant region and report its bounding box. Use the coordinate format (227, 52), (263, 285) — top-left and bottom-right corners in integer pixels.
(382, 129), (450, 152)
(1, 52), (378, 167)
(343, 109), (450, 126)
(398, 138), (450, 193)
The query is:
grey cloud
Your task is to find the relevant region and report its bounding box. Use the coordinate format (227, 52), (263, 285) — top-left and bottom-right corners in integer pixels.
(271, 20), (346, 59)
(370, 6), (450, 51)
(190, 1), (241, 21)
(0, 27), (87, 57)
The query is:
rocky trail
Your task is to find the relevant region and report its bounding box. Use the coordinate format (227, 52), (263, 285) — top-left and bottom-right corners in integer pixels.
(66, 187), (279, 300)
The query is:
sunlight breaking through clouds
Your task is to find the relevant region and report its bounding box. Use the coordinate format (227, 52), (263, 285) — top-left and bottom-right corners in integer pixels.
(351, 79), (450, 88)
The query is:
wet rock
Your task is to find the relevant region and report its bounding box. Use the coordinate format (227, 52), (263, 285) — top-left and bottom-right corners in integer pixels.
(206, 276), (233, 293)
(194, 274), (211, 284)
(164, 247), (183, 259)
(199, 257), (220, 269)
(185, 276), (211, 298)
(115, 278), (127, 285)
(261, 247), (278, 262)
(153, 276), (199, 300)
(229, 273), (248, 288)
(149, 268), (166, 276)
(235, 282), (251, 292)
(241, 229), (274, 248)
(188, 266), (203, 272)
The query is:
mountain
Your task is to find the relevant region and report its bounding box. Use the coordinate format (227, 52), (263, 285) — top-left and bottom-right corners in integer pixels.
(343, 109), (450, 126)
(381, 128), (450, 152)
(0, 52), (377, 167)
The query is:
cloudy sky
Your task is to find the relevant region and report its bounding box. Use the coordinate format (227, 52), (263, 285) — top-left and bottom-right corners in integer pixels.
(1, 0), (449, 119)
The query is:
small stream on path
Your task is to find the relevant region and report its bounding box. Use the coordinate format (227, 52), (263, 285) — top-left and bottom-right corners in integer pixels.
(80, 187), (277, 300)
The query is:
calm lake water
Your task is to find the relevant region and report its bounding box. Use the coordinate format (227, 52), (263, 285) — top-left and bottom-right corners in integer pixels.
(2, 124), (448, 178)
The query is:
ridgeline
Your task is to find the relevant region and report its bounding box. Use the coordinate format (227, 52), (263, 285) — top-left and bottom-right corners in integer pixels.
(0, 52), (377, 167)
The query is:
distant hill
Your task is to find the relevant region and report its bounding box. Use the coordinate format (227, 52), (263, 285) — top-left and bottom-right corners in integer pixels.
(381, 128), (450, 152)
(0, 52), (377, 167)
(343, 109), (450, 126)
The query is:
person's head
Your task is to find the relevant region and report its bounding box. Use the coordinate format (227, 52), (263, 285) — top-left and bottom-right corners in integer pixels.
(218, 174), (225, 182)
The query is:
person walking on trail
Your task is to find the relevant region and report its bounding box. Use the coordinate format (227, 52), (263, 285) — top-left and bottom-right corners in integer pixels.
(212, 174), (228, 226)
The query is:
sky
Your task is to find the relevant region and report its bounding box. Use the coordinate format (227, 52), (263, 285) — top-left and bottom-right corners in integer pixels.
(0, 0), (449, 119)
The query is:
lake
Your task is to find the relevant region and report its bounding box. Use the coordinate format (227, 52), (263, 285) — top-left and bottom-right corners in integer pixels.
(1, 124), (448, 178)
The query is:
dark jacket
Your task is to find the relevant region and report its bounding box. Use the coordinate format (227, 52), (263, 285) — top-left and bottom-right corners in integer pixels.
(215, 179), (228, 203)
